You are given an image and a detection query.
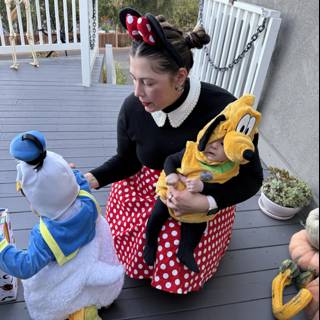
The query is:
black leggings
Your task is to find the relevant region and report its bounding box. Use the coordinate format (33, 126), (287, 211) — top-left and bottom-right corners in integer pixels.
(145, 198), (207, 252)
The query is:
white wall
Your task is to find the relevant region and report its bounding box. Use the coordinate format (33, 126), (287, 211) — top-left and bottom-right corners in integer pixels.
(243, 0), (319, 204)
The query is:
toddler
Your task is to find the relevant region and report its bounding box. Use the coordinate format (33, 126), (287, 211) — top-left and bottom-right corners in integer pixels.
(0, 131), (124, 320)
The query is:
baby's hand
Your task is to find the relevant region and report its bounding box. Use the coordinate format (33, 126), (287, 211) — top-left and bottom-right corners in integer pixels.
(186, 179), (204, 193)
(166, 173), (179, 187)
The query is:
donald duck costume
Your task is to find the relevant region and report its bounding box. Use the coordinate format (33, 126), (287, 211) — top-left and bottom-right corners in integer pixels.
(0, 131), (124, 320)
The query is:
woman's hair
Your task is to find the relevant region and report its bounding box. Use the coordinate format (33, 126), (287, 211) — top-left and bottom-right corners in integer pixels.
(130, 15), (210, 74)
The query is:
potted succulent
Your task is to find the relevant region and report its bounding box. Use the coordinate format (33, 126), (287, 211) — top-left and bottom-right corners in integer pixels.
(259, 167), (313, 220)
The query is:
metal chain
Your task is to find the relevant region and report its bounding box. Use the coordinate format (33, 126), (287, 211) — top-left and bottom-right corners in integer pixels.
(89, 0), (97, 50)
(198, 0), (267, 72)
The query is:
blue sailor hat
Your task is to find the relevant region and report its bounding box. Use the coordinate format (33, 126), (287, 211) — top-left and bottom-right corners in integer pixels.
(10, 130), (47, 162)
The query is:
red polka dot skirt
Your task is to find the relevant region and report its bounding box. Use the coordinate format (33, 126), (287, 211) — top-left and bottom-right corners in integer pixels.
(106, 166), (235, 294)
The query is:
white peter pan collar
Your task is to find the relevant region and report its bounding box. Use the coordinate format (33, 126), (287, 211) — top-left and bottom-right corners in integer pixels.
(151, 77), (201, 128)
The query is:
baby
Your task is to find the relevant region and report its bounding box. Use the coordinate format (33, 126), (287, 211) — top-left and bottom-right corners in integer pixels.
(143, 95), (261, 273)
(0, 131), (124, 320)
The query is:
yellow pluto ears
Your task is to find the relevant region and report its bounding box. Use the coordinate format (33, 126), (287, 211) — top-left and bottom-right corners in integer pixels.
(198, 114), (226, 151)
(238, 94), (255, 106)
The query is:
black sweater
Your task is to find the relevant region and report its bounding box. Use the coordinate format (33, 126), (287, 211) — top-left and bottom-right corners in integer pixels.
(90, 81), (263, 209)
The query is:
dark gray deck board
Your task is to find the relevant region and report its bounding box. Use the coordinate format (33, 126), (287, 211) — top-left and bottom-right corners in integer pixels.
(12, 223), (301, 254)
(128, 296), (305, 320)
(101, 270), (298, 320)
(0, 56), (307, 320)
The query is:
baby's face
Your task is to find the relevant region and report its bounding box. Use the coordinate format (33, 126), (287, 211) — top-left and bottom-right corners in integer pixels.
(203, 138), (228, 162)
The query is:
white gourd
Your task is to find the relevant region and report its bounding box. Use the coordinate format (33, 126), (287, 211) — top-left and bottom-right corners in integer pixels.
(305, 208), (319, 250)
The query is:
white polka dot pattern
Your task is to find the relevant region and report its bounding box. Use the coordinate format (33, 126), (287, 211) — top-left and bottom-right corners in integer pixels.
(105, 166), (235, 294)
(125, 13), (157, 46)
(127, 15), (134, 24)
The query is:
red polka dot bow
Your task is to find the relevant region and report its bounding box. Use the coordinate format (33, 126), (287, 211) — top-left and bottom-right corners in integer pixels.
(119, 7), (184, 67)
(126, 14), (156, 45)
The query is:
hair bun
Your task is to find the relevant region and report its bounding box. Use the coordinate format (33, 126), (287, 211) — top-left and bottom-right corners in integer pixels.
(156, 15), (167, 23)
(184, 26), (210, 49)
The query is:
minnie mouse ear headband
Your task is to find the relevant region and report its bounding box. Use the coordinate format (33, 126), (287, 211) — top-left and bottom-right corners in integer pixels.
(119, 7), (184, 68)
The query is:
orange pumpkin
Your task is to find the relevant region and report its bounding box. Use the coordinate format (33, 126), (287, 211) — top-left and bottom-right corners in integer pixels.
(289, 230), (319, 274)
(289, 229), (319, 320)
(304, 277), (319, 320)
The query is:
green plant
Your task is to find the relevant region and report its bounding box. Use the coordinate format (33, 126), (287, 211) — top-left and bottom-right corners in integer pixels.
(115, 62), (127, 85)
(100, 22), (112, 33)
(262, 167), (313, 208)
(98, 0), (199, 33)
(100, 62), (127, 84)
(101, 64), (107, 83)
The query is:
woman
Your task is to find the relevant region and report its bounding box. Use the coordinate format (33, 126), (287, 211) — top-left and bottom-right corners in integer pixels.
(85, 8), (263, 294)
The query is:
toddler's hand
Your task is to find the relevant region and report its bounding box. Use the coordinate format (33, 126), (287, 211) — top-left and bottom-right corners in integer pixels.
(69, 163), (76, 168)
(166, 173), (179, 187)
(186, 179), (204, 193)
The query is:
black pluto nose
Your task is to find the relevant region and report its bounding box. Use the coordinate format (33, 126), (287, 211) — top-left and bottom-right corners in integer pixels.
(243, 149), (254, 161)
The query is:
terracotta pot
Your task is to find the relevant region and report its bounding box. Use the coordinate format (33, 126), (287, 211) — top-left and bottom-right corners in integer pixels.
(258, 192), (302, 220)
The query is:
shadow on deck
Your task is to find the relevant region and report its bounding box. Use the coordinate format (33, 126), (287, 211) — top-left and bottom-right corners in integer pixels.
(0, 56), (306, 320)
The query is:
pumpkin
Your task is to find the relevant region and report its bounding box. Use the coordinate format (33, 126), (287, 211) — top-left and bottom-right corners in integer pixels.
(288, 208), (319, 320)
(304, 277), (319, 320)
(305, 208), (319, 250)
(289, 230), (319, 274)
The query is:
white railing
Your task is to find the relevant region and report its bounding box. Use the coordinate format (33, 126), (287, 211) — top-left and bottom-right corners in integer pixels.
(0, 0), (99, 86)
(191, 0), (281, 108)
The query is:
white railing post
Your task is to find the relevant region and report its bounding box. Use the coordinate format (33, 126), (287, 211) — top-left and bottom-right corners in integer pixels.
(251, 16), (282, 107)
(105, 44), (116, 84)
(79, 0), (91, 87)
(0, 13), (6, 46)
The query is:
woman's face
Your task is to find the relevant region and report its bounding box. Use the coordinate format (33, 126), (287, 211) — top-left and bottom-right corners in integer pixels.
(129, 56), (185, 113)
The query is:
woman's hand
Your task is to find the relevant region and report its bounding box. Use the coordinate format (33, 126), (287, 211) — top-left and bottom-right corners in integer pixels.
(84, 172), (100, 189)
(69, 163), (100, 189)
(166, 187), (209, 216)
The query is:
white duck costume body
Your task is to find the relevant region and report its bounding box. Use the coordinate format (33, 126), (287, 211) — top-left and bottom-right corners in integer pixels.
(0, 131), (124, 320)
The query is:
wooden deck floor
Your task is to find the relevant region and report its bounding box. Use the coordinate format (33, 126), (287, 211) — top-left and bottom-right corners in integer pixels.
(0, 56), (306, 320)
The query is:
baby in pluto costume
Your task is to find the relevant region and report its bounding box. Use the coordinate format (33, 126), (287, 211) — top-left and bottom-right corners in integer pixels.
(144, 95), (261, 273)
(0, 131), (124, 320)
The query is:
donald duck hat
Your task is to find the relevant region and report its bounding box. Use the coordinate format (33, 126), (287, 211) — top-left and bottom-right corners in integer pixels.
(10, 131), (80, 220)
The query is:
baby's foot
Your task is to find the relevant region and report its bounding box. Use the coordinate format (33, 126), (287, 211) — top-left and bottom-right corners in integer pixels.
(177, 248), (200, 273)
